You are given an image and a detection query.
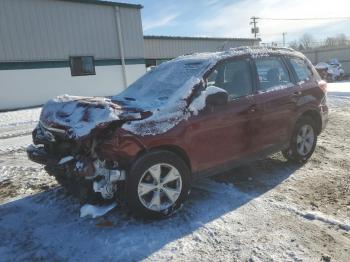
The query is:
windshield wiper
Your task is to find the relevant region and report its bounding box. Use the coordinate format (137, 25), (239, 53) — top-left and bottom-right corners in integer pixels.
(124, 97), (136, 101)
(158, 96), (168, 101)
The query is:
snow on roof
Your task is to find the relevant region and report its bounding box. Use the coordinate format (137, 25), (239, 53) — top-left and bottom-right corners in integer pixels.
(144, 35), (260, 42)
(172, 46), (304, 63)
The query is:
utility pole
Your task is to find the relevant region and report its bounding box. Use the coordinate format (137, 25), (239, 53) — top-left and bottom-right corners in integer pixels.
(250, 17), (259, 38)
(282, 32), (287, 47)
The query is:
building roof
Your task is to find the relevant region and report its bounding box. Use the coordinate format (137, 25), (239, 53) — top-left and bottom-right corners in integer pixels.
(144, 35), (260, 42)
(58, 0), (143, 9)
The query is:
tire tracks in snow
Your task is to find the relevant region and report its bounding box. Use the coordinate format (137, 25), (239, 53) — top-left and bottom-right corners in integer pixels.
(0, 135), (32, 155)
(0, 129), (33, 139)
(269, 200), (350, 232)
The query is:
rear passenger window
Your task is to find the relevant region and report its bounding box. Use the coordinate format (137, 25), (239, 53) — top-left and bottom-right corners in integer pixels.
(207, 59), (253, 100)
(289, 58), (313, 82)
(255, 57), (293, 92)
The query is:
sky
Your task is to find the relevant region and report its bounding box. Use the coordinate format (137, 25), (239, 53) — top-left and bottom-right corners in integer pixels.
(117, 0), (350, 44)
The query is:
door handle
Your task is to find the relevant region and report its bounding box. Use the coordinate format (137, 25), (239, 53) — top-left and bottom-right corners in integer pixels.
(292, 91), (302, 97)
(247, 105), (257, 113)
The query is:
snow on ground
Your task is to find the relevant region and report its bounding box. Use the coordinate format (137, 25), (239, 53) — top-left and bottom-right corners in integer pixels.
(327, 81), (350, 110)
(0, 82), (350, 261)
(0, 107), (41, 128)
(0, 107), (40, 153)
(0, 135), (33, 154)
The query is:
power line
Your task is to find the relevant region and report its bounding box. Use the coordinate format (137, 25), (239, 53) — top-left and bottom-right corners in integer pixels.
(257, 16), (350, 21)
(282, 32), (287, 46)
(250, 16), (259, 38)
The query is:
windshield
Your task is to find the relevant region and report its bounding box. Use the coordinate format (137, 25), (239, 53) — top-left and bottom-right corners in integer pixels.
(113, 58), (211, 110)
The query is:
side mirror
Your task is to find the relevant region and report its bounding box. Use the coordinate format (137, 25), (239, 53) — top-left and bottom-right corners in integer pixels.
(205, 86), (228, 106)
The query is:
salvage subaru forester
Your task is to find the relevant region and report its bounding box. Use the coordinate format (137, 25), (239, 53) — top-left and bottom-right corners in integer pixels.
(27, 47), (328, 218)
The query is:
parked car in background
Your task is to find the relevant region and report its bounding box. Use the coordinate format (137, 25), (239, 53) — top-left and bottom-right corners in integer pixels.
(27, 47), (328, 218)
(328, 58), (345, 80)
(315, 59), (345, 82)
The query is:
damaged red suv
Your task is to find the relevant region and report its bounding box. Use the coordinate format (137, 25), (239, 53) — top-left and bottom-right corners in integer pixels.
(28, 47), (328, 218)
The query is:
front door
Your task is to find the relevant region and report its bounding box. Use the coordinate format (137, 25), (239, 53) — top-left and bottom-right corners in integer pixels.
(189, 57), (256, 172)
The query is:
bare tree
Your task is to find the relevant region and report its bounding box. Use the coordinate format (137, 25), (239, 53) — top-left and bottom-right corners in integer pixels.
(335, 33), (348, 46)
(325, 37), (337, 47)
(299, 33), (314, 50)
(324, 34), (348, 47)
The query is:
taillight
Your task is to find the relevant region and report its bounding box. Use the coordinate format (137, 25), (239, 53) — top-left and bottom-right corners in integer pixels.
(318, 80), (327, 93)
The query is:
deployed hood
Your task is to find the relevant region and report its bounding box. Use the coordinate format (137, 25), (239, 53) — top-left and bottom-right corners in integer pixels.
(39, 95), (151, 139)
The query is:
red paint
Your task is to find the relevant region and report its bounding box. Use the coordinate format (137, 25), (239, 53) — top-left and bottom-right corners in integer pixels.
(28, 50), (328, 178)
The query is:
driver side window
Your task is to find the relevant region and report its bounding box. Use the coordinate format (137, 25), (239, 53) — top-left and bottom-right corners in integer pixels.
(206, 59), (253, 100)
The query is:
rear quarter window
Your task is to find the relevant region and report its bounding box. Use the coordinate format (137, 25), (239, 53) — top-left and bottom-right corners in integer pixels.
(289, 57), (313, 82)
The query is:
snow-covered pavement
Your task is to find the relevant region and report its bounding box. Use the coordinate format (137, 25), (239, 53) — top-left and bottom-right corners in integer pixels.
(0, 83), (350, 261)
(0, 107), (40, 153)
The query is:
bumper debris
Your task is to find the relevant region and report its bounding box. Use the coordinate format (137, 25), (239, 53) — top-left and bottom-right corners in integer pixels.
(80, 202), (117, 218)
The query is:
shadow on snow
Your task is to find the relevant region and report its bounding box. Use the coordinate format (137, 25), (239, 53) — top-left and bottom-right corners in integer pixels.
(0, 156), (300, 261)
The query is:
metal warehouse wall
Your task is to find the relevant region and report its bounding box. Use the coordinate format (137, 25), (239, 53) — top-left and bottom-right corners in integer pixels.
(0, 0), (144, 61)
(144, 36), (260, 59)
(303, 47), (350, 75)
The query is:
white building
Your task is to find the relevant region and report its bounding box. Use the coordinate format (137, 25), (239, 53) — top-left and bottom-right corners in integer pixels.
(0, 0), (260, 111)
(0, 0), (146, 110)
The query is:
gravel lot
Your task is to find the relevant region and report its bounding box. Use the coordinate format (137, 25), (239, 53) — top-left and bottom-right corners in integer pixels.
(0, 83), (349, 261)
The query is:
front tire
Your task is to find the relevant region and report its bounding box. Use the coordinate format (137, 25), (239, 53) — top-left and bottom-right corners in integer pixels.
(282, 116), (317, 163)
(126, 150), (191, 218)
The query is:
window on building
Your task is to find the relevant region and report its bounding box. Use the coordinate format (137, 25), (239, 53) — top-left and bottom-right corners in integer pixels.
(70, 56), (95, 76)
(289, 57), (313, 82)
(255, 57), (293, 92)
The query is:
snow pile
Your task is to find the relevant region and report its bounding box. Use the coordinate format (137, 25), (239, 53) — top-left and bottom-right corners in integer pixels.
(189, 85), (227, 115)
(80, 203), (117, 218)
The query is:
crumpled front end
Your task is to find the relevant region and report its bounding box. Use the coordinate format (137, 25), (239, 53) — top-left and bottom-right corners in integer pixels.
(27, 122), (127, 201)
(27, 95), (148, 201)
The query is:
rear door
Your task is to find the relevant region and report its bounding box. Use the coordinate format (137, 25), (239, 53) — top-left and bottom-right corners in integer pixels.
(288, 56), (319, 91)
(189, 57), (256, 172)
(251, 56), (298, 152)
(287, 56), (323, 124)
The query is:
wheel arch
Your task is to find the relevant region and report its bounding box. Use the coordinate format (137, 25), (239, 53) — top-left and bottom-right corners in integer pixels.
(298, 109), (322, 135)
(133, 145), (192, 173)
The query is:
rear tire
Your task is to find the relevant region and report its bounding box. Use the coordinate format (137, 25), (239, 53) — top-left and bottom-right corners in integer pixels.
(126, 150), (191, 219)
(282, 116), (317, 164)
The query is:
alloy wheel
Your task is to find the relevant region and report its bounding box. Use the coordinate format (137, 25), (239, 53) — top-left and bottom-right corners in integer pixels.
(296, 124), (315, 156)
(137, 163), (182, 211)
